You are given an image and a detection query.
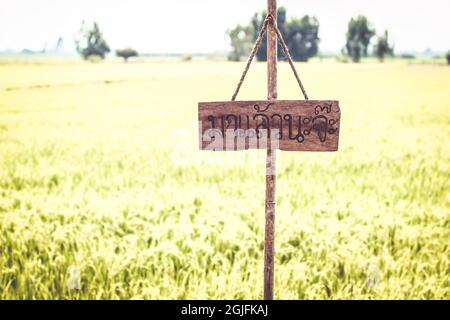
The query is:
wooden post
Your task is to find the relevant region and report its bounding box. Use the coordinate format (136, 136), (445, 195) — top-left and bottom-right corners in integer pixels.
(264, 0), (277, 300)
(198, 0), (341, 301)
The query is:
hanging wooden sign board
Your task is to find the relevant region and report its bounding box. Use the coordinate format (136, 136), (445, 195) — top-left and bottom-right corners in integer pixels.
(197, 0), (342, 300)
(199, 100), (340, 151)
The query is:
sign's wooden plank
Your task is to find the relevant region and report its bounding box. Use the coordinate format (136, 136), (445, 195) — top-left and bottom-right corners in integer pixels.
(198, 100), (340, 151)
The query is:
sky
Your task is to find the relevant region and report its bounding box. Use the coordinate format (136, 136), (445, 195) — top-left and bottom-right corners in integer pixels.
(0, 0), (449, 54)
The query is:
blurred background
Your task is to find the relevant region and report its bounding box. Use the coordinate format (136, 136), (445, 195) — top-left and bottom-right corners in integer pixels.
(0, 0), (449, 299)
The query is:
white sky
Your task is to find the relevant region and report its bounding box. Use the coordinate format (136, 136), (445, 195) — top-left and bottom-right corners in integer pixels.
(1, 0), (449, 53)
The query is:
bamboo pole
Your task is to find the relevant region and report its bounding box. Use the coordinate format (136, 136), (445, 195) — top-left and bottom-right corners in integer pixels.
(264, 0), (277, 300)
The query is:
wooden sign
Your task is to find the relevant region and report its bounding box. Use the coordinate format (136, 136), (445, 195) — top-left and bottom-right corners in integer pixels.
(197, 0), (342, 300)
(199, 100), (340, 151)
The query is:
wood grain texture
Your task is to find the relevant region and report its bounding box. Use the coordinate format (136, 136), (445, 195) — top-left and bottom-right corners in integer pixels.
(198, 100), (341, 152)
(265, 0), (277, 301)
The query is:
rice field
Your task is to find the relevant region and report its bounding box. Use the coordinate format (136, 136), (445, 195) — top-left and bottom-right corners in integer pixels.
(0, 58), (449, 299)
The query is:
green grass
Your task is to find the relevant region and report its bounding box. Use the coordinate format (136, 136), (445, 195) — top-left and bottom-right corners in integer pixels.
(0, 59), (449, 299)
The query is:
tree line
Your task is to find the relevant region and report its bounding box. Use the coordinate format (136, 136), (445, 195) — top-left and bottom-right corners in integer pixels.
(74, 14), (449, 64)
(75, 21), (138, 62)
(227, 7), (394, 63)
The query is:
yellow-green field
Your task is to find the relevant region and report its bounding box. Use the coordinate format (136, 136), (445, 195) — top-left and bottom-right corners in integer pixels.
(0, 59), (449, 299)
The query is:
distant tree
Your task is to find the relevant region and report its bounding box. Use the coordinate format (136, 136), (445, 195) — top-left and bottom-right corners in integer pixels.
(252, 11), (268, 61)
(447, 51), (450, 65)
(116, 48), (138, 62)
(276, 7), (288, 60)
(345, 15), (375, 62)
(252, 7), (289, 61)
(56, 37), (64, 52)
(181, 54), (192, 62)
(227, 24), (253, 61)
(75, 21), (110, 60)
(400, 53), (415, 60)
(286, 15), (320, 62)
(249, 7), (319, 62)
(374, 30), (394, 62)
